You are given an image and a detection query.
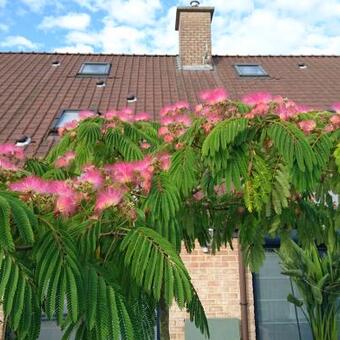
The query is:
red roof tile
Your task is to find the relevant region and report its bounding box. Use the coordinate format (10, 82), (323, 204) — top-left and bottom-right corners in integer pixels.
(0, 52), (339, 156)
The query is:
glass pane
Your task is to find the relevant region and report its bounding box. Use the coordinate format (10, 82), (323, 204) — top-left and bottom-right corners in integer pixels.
(55, 111), (80, 128)
(236, 65), (266, 76)
(254, 250), (313, 340)
(81, 63), (109, 74)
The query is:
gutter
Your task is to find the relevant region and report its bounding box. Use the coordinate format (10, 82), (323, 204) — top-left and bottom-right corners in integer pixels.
(238, 244), (250, 340)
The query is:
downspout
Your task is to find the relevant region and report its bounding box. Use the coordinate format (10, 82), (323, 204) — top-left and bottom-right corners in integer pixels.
(238, 244), (250, 340)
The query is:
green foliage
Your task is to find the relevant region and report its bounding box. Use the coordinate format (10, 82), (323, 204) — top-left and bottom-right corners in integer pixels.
(202, 118), (248, 158)
(169, 146), (199, 196)
(144, 173), (182, 248)
(120, 226), (192, 304)
(244, 154), (272, 213)
(0, 251), (41, 339)
(279, 227), (340, 340)
(334, 142), (340, 173)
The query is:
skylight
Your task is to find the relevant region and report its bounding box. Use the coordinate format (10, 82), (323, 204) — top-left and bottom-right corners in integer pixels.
(54, 110), (81, 129)
(79, 62), (111, 75)
(235, 64), (268, 77)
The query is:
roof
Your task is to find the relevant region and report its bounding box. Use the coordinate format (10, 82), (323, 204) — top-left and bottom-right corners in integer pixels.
(0, 52), (339, 157)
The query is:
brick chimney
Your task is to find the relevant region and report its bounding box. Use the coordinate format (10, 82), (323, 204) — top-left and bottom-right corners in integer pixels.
(175, 1), (214, 70)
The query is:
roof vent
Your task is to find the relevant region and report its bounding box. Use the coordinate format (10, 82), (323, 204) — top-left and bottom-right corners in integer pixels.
(127, 95), (137, 103)
(96, 80), (106, 88)
(298, 63), (307, 69)
(15, 136), (31, 147)
(190, 0), (200, 7)
(52, 61), (60, 67)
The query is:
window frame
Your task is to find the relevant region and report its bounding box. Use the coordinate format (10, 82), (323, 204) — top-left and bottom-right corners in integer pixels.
(234, 64), (268, 77)
(78, 62), (111, 76)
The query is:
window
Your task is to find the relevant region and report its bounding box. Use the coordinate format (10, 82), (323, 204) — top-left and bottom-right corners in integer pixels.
(79, 62), (111, 75)
(253, 249), (340, 340)
(54, 110), (80, 129)
(235, 64), (268, 77)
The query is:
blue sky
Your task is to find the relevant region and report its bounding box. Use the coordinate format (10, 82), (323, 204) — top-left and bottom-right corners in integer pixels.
(1, 0), (340, 54)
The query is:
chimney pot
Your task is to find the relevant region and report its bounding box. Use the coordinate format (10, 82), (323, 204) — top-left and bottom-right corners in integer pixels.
(190, 0), (200, 7)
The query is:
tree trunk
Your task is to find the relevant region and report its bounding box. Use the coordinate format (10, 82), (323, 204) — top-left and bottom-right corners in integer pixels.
(159, 297), (170, 340)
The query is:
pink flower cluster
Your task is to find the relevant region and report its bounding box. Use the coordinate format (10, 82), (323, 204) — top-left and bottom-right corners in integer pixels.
(298, 120), (316, 134)
(0, 143), (25, 171)
(104, 108), (151, 123)
(78, 165), (103, 189)
(55, 151), (76, 168)
(158, 101), (191, 144)
(104, 154), (170, 194)
(324, 103), (340, 132)
(242, 92), (309, 120)
(9, 176), (79, 216)
(199, 88), (229, 105)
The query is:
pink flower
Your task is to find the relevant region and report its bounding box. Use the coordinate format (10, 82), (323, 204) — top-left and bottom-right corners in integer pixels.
(173, 101), (190, 110)
(140, 142), (151, 149)
(163, 134), (174, 143)
(104, 110), (119, 120)
(79, 110), (95, 120)
(117, 111), (134, 122)
(0, 158), (18, 171)
(158, 126), (169, 136)
(47, 180), (74, 196)
(276, 100), (300, 120)
(175, 114), (192, 127)
(58, 120), (78, 135)
(160, 105), (174, 117)
(106, 162), (134, 183)
(175, 143), (184, 150)
(95, 187), (124, 212)
(214, 184), (226, 196)
(0, 144), (25, 160)
(161, 116), (175, 126)
(134, 112), (151, 121)
(330, 114), (340, 128)
(193, 190), (204, 201)
(79, 166), (103, 189)
(331, 102), (340, 113)
(158, 153), (171, 171)
(242, 92), (272, 105)
(324, 124), (335, 132)
(55, 151), (76, 168)
(9, 176), (50, 194)
(298, 120), (316, 133)
(199, 88), (228, 104)
(195, 104), (203, 113)
(249, 102), (269, 117)
(55, 193), (78, 216)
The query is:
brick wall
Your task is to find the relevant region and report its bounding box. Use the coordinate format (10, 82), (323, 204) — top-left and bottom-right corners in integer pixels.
(178, 11), (212, 68)
(170, 239), (256, 340)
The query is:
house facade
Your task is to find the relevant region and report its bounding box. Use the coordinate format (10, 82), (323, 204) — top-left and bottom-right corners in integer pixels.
(0, 3), (340, 340)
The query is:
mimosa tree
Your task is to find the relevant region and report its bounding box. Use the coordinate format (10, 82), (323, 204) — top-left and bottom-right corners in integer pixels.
(0, 89), (339, 339)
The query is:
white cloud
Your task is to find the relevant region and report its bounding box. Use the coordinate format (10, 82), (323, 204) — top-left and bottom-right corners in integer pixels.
(0, 35), (39, 50)
(39, 13), (91, 31)
(74, 0), (162, 26)
(213, 9), (307, 54)
(54, 43), (94, 53)
(35, 0), (340, 55)
(20, 0), (48, 11)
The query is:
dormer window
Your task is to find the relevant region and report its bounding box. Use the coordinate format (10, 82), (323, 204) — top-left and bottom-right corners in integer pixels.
(79, 62), (111, 76)
(235, 64), (268, 77)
